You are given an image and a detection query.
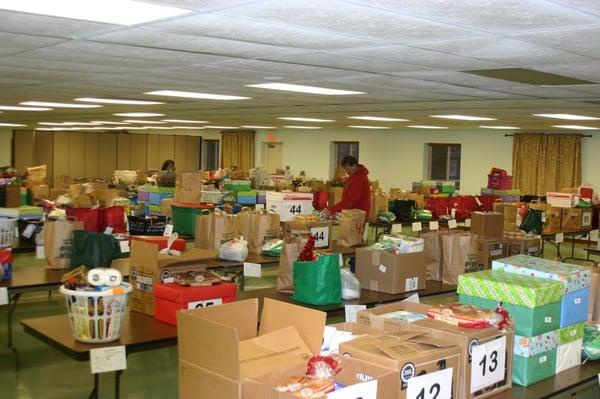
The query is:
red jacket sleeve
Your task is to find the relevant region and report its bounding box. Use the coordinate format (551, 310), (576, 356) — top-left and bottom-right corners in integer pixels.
(328, 175), (367, 214)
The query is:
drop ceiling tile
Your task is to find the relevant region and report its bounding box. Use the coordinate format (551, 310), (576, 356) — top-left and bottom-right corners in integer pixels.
(392, 70), (526, 88)
(547, 1), (600, 16)
(479, 85), (599, 98)
(143, 0), (265, 12)
(345, 0), (600, 33)
(219, 0), (476, 43)
(510, 26), (600, 59)
(0, 10), (118, 38)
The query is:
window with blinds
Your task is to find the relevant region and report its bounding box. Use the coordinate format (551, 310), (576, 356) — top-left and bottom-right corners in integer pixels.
(334, 141), (359, 165)
(426, 143), (461, 185)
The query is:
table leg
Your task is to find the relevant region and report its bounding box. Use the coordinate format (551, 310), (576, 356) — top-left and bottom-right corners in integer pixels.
(3, 292), (22, 369)
(115, 369), (123, 399)
(239, 272), (245, 291)
(89, 373), (99, 399)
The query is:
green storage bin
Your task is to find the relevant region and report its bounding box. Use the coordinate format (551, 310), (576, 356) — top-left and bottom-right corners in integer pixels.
(148, 186), (175, 194)
(224, 180), (252, 192)
(512, 349), (557, 387)
(459, 294), (561, 336)
(171, 205), (212, 237)
(441, 181), (455, 194)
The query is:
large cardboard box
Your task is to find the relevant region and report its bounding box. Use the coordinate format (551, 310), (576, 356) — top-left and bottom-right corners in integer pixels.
(508, 238), (541, 257)
(129, 240), (218, 316)
(528, 203), (561, 233)
(355, 248), (426, 294)
(477, 239), (509, 269)
(177, 298), (326, 399)
(244, 357), (399, 399)
(471, 212), (503, 240)
(492, 203), (519, 231)
(339, 330), (462, 399)
(561, 208), (592, 231)
(0, 185), (20, 207)
(357, 301), (514, 399)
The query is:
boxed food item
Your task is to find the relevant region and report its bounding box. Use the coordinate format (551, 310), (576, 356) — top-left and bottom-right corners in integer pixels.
(508, 238), (541, 257)
(379, 234), (425, 253)
(492, 255), (592, 327)
(513, 331), (558, 386)
(177, 298), (325, 399)
(477, 239), (508, 269)
(355, 248), (426, 294)
(128, 240), (218, 316)
(339, 330), (462, 399)
(357, 301), (514, 399)
(546, 192), (579, 208)
(471, 212), (503, 240)
(561, 208), (592, 231)
(266, 192), (314, 222)
(555, 323), (584, 374)
(153, 280), (236, 325)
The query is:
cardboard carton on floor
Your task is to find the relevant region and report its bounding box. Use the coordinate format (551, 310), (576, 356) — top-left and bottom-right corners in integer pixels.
(471, 212), (503, 240)
(357, 301), (513, 399)
(128, 240), (218, 316)
(508, 238), (541, 257)
(177, 298), (326, 399)
(355, 248), (426, 294)
(339, 330), (462, 399)
(477, 239), (509, 269)
(244, 357), (399, 399)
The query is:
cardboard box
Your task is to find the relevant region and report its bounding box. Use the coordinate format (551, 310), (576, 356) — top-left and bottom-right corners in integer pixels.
(513, 331), (558, 386)
(339, 330), (462, 399)
(244, 357), (399, 399)
(528, 203), (561, 233)
(508, 238), (541, 257)
(471, 212), (503, 240)
(161, 197), (174, 218)
(0, 185), (20, 207)
(129, 240), (218, 316)
(357, 301), (514, 399)
(561, 208), (592, 231)
(492, 204), (519, 231)
(177, 298), (326, 399)
(477, 239), (509, 269)
(284, 219), (332, 249)
(355, 248), (426, 294)
(129, 235), (186, 252)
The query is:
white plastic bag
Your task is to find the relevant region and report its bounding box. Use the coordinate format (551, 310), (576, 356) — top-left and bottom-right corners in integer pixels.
(219, 237), (249, 262)
(340, 268), (361, 300)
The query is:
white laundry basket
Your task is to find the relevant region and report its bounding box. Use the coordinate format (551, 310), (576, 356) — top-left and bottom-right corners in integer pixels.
(0, 217), (16, 248)
(59, 283), (132, 343)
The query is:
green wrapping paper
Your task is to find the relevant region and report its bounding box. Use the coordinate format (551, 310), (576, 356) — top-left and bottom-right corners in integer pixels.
(512, 349), (557, 387)
(459, 294), (561, 336)
(558, 323), (585, 345)
(457, 269), (564, 308)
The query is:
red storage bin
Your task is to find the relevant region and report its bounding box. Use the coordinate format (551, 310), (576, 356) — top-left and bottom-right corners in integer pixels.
(153, 282), (237, 325)
(487, 174), (513, 190)
(103, 206), (126, 233)
(580, 187), (593, 200)
(425, 197), (449, 219)
(448, 195), (478, 220)
(67, 208), (102, 232)
(129, 236), (186, 252)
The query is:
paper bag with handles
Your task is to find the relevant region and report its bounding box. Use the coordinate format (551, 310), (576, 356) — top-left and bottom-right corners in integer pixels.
(238, 212), (280, 255)
(195, 213), (239, 253)
(441, 231), (479, 285)
(44, 219), (84, 269)
(174, 172), (203, 204)
(337, 209), (366, 247)
(423, 230), (443, 281)
(276, 236), (304, 293)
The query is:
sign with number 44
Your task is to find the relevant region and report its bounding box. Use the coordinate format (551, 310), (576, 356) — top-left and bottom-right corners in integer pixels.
(470, 336), (506, 393)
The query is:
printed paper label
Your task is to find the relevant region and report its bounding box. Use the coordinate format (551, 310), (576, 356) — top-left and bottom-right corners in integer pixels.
(379, 264), (387, 273)
(188, 298), (223, 309)
(448, 220), (458, 229)
(406, 367), (453, 399)
(163, 224), (174, 236)
(345, 304), (367, 323)
(310, 226), (330, 248)
(429, 221), (439, 231)
(412, 222), (422, 232)
(243, 262), (261, 278)
(405, 277), (419, 292)
(90, 346), (126, 374)
(470, 337), (507, 393)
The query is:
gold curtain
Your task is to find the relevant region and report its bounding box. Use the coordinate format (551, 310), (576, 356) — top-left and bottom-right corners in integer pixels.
(221, 130), (255, 171)
(512, 133), (581, 195)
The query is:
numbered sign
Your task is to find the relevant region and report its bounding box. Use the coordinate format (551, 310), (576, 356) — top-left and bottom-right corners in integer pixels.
(555, 233), (564, 244)
(188, 298), (223, 309)
(328, 380), (378, 399)
(465, 219), (471, 228)
(448, 220), (458, 229)
(429, 221), (439, 231)
(285, 203), (303, 217)
(470, 337), (507, 393)
(412, 222), (422, 232)
(406, 367), (453, 399)
(90, 346), (127, 374)
(243, 262), (262, 278)
(310, 226), (330, 248)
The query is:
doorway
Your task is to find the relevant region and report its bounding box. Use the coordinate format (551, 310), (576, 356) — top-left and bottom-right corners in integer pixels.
(264, 142), (283, 173)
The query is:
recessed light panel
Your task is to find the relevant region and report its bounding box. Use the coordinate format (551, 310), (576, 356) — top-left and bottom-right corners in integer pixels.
(204, 125), (239, 129)
(533, 113), (600, 120)
(241, 125), (275, 129)
(407, 125), (449, 129)
(0, 122), (26, 126)
(479, 125), (521, 129)
(349, 116), (408, 122)
(75, 97), (165, 105)
(162, 119), (208, 123)
(348, 125), (390, 129)
(552, 125), (599, 130)
(0, 105), (50, 111)
(91, 121), (130, 125)
(284, 125), (322, 129)
(123, 120), (166, 124)
(279, 117), (334, 122)
(21, 101), (101, 108)
(114, 112), (164, 117)
(431, 115), (497, 121)
(145, 90), (250, 101)
(247, 83), (364, 95)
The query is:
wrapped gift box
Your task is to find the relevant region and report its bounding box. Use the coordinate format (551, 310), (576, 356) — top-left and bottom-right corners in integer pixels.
(556, 323), (584, 374)
(459, 294), (560, 336)
(154, 281), (237, 325)
(492, 255), (591, 326)
(457, 269), (564, 308)
(513, 330), (558, 386)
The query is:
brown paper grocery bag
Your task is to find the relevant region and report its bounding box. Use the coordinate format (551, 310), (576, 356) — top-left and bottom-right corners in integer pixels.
(44, 220), (84, 269)
(239, 212), (281, 254)
(195, 214), (239, 252)
(589, 265), (600, 321)
(174, 172), (203, 204)
(423, 230), (442, 281)
(337, 209), (366, 247)
(276, 237), (303, 293)
(441, 231), (478, 285)
(26, 164), (47, 186)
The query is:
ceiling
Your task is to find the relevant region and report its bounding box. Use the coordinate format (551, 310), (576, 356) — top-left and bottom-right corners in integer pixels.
(1, 0), (600, 131)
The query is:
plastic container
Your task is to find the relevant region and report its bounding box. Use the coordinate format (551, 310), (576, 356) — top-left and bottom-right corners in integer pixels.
(145, 204), (163, 216)
(488, 174), (513, 190)
(224, 180), (252, 192)
(149, 191), (174, 206)
(59, 283), (132, 343)
(171, 204), (215, 236)
(128, 215), (168, 235)
(0, 217), (17, 248)
(201, 190), (225, 204)
(237, 190), (257, 205)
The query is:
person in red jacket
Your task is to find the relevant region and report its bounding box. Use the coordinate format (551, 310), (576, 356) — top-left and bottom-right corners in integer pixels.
(325, 156), (371, 218)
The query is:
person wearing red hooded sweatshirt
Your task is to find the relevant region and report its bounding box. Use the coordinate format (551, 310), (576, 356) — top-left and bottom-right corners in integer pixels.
(325, 156), (371, 218)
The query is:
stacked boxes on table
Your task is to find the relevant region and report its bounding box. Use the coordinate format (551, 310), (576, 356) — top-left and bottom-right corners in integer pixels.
(561, 207), (592, 232)
(266, 191), (314, 222)
(236, 190), (258, 205)
(470, 212), (508, 269)
(458, 269), (564, 386)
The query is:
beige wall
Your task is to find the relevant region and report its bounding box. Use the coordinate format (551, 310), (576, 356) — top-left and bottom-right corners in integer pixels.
(0, 128), (11, 166)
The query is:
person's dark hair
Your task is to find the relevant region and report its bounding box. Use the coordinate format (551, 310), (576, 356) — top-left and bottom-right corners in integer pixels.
(161, 159), (175, 171)
(341, 156), (358, 167)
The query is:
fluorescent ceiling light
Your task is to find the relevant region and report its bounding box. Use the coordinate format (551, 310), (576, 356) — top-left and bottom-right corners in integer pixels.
(0, 0), (191, 26)
(123, 120), (166, 124)
(35, 128), (57, 131)
(38, 121), (97, 126)
(204, 125), (238, 129)
(172, 126), (206, 129)
(0, 122), (26, 126)
(278, 117), (334, 122)
(479, 125), (521, 130)
(407, 125), (449, 129)
(534, 113), (600, 120)
(284, 125), (322, 129)
(75, 97), (165, 105)
(349, 116), (408, 122)
(247, 83), (364, 95)
(114, 112), (164, 117)
(145, 90), (250, 101)
(162, 119), (208, 123)
(0, 105), (50, 111)
(430, 114), (497, 121)
(91, 121), (130, 125)
(348, 125), (390, 129)
(142, 126), (175, 130)
(21, 101), (101, 108)
(241, 125), (275, 129)
(552, 125), (599, 130)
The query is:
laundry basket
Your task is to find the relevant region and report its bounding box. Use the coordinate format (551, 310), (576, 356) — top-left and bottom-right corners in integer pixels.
(0, 217), (17, 248)
(59, 283), (132, 343)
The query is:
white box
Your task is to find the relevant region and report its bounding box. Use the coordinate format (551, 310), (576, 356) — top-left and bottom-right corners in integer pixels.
(266, 192), (314, 222)
(556, 339), (583, 374)
(547, 192), (579, 208)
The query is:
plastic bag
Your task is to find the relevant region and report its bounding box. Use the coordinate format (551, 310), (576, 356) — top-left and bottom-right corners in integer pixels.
(340, 268), (361, 300)
(583, 323), (600, 360)
(219, 237), (248, 262)
(262, 239), (283, 257)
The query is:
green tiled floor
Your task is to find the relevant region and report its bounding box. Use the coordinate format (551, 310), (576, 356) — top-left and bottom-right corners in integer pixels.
(1, 242), (598, 398)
